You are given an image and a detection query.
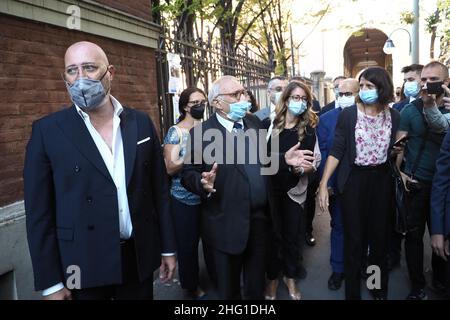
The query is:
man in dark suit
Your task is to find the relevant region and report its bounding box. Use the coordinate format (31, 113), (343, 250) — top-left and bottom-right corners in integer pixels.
(430, 129), (450, 297)
(255, 76), (288, 129)
(317, 78), (359, 290)
(23, 41), (176, 300)
(392, 64), (423, 112)
(181, 75), (274, 299)
(320, 76), (346, 115)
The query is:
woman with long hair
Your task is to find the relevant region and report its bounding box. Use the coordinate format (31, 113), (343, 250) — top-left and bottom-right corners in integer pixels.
(265, 81), (320, 300)
(317, 67), (400, 300)
(163, 87), (207, 299)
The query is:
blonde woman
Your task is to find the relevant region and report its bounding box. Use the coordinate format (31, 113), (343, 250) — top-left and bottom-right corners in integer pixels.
(265, 81), (320, 300)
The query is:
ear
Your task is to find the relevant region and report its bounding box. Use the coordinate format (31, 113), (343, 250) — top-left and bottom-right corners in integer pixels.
(107, 65), (116, 81)
(212, 99), (222, 111)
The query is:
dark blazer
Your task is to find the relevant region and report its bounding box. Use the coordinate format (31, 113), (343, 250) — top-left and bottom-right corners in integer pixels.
(329, 105), (400, 194)
(320, 101), (335, 116)
(392, 98), (410, 112)
(317, 106), (342, 190)
(24, 105), (176, 291)
(181, 113), (276, 255)
(431, 129), (450, 237)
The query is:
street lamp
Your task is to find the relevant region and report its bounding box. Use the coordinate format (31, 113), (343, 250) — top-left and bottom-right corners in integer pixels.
(383, 28), (412, 57)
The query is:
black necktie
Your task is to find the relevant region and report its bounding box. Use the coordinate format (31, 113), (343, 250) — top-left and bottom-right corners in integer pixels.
(233, 122), (243, 132)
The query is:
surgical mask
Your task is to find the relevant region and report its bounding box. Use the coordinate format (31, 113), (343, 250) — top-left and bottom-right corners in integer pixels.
(190, 103), (205, 120)
(66, 69), (109, 111)
(288, 100), (307, 116)
(227, 101), (251, 121)
(273, 91), (283, 105)
(337, 95), (355, 109)
(403, 81), (420, 98)
(359, 89), (378, 104)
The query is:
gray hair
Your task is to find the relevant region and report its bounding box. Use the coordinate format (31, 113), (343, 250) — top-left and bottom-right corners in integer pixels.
(208, 75), (238, 105)
(267, 76), (287, 90)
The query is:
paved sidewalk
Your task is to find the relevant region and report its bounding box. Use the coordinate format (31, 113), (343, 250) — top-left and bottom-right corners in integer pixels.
(154, 209), (442, 300)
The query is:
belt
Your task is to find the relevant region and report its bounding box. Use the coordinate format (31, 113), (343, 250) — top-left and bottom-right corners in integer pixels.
(353, 162), (389, 171)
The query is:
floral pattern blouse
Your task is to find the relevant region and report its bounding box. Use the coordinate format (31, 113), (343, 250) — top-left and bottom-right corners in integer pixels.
(163, 126), (201, 206)
(354, 108), (392, 166)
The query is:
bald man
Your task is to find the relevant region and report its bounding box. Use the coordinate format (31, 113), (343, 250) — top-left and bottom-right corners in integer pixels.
(24, 41), (176, 300)
(317, 78), (359, 290)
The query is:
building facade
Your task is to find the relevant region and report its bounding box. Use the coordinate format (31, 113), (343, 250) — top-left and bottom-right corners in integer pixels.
(0, 0), (160, 299)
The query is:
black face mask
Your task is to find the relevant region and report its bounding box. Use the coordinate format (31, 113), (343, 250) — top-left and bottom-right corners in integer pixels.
(190, 103), (205, 120)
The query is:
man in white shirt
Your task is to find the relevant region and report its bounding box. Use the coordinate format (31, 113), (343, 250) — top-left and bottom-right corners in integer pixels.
(255, 76), (288, 127)
(24, 41), (176, 300)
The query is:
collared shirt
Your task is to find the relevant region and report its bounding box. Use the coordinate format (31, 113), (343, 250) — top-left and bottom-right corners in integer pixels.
(43, 96), (132, 297)
(269, 103), (277, 121)
(216, 113), (244, 132)
(75, 96), (133, 240)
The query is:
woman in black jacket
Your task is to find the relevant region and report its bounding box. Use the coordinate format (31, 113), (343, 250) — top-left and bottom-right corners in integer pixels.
(317, 67), (400, 300)
(265, 81), (320, 300)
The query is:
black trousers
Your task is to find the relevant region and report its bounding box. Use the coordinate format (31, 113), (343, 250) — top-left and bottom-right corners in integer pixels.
(404, 182), (447, 291)
(71, 239), (153, 300)
(171, 196), (203, 291)
(267, 193), (304, 280)
(341, 164), (393, 300)
(305, 171), (320, 234)
(212, 217), (268, 300)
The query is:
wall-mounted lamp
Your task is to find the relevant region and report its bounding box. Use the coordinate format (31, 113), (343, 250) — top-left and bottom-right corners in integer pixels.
(383, 28), (412, 56)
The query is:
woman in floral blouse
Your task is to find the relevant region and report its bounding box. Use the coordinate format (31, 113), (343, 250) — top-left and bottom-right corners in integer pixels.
(317, 67), (400, 300)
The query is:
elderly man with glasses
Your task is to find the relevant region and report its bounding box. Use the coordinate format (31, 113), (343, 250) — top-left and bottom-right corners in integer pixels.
(24, 41), (177, 300)
(181, 75), (309, 299)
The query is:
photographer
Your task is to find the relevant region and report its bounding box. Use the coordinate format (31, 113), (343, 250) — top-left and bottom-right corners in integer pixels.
(395, 61), (450, 300)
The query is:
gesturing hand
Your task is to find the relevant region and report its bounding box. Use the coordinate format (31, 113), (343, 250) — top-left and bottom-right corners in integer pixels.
(285, 142), (315, 167)
(201, 162), (218, 193)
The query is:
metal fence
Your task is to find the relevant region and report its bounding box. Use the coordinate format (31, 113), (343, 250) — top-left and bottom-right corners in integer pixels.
(155, 34), (273, 137)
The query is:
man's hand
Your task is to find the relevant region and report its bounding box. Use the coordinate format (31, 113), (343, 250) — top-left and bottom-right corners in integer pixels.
(285, 142), (315, 167)
(442, 82), (450, 110)
(400, 171), (414, 192)
(159, 255), (177, 283)
(200, 162), (218, 193)
(431, 234), (449, 261)
(421, 87), (437, 108)
(43, 287), (72, 300)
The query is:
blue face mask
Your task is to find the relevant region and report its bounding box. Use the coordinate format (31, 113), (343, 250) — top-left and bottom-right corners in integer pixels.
(403, 81), (420, 98)
(66, 69), (109, 111)
(359, 89), (378, 104)
(288, 100), (307, 116)
(226, 101), (251, 121)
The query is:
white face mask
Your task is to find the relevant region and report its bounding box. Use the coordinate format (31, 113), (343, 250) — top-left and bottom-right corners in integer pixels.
(272, 91), (282, 105)
(337, 95), (355, 109)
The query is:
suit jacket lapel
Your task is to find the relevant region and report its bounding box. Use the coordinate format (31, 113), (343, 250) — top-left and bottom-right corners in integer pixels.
(58, 106), (113, 183)
(120, 107), (137, 187)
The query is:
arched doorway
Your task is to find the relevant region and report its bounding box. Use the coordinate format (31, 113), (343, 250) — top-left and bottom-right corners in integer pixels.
(344, 28), (392, 78)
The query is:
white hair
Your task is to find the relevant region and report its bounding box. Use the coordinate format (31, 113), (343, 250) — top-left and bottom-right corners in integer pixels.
(208, 75), (238, 105)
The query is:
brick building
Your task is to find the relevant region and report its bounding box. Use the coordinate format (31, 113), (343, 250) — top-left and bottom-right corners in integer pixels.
(0, 0), (161, 299)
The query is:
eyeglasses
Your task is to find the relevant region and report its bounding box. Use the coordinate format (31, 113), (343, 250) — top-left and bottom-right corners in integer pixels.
(289, 95), (308, 103)
(217, 90), (248, 100)
(270, 86), (284, 92)
(188, 100), (207, 106)
(64, 63), (109, 80)
(338, 92), (354, 97)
